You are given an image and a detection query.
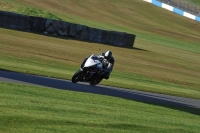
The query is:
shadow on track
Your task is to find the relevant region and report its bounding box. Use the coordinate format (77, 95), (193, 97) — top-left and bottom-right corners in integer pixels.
(0, 70), (200, 115)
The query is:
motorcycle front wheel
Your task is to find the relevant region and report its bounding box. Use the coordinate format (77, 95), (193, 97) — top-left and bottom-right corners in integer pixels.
(71, 70), (82, 83)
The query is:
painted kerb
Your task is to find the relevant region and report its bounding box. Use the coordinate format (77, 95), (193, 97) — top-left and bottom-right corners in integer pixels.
(143, 0), (200, 22)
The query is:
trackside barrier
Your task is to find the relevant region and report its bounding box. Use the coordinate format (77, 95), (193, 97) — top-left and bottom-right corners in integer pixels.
(0, 11), (136, 48)
(143, 0), (200, 22)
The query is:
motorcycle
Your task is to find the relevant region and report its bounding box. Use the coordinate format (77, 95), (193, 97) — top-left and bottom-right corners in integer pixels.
(71, 54), (106, 86)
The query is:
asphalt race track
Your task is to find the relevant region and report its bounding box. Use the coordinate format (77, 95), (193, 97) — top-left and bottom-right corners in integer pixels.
(1, 70), (200, 112)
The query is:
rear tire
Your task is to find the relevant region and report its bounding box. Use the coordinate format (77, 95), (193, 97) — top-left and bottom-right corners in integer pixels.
(72, 70), (82, 83)
(89, 77), (102, 86)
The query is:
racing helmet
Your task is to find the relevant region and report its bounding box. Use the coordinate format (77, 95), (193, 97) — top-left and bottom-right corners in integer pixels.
(104, 51), (112, 61)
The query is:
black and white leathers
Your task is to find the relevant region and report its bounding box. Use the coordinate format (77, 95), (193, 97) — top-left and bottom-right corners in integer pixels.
(98, 51), (115, 79)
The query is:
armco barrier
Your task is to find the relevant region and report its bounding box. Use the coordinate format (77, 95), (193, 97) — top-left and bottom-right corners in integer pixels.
(0, 11), (136, 48)
(0, 11), (29, 30)
(29, 16), (46, 32)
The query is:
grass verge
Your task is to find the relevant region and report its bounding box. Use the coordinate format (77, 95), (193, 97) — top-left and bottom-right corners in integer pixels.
(0, 82), (200, 133)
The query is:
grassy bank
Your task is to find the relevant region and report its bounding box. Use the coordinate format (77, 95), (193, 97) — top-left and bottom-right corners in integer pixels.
(1, 82), (200, 133)
(0, 28), (199, 99)
(0, 0), (200, 99)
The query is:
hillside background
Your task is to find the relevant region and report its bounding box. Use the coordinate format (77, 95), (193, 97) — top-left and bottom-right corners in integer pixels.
(0, 0), (200, 99)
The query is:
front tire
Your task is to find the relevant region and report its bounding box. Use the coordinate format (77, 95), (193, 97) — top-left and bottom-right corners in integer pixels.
(72, 70), (82, 83)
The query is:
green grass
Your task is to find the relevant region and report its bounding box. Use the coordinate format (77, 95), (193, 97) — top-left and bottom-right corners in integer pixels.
(0, 0), (200, 100)
(16, 7), (62, 20)
(0, 27), (199, 99)
(0, 1), (200, 132)
(0, 1), (62, 20)
(1, 82), (200, 133)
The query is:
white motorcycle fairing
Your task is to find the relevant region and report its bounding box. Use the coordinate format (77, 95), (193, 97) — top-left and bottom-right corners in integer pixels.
(72, 54), (104, 86)
(84, 54), (103, 69)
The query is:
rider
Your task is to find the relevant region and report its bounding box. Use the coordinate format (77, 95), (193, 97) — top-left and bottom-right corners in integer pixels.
(98, 51), (115, 79)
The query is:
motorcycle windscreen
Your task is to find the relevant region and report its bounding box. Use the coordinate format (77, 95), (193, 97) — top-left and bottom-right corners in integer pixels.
(84, 57), (102, 68)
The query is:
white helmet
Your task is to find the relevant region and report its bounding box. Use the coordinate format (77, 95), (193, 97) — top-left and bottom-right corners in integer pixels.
(104, 51), (112, 61)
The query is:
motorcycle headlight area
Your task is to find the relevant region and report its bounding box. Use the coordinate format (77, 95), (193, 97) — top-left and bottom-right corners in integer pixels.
(83, 64), (98, 70)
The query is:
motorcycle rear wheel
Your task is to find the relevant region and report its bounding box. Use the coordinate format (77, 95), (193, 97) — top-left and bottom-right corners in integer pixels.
(72, 70), (82, 83)
(89, 77), (102, 86)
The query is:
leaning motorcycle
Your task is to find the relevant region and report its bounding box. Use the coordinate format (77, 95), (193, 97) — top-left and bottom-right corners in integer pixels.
(71, 54), (105, 86)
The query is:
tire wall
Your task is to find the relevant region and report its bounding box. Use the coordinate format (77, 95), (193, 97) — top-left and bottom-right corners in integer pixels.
(0, 11), (136, 48)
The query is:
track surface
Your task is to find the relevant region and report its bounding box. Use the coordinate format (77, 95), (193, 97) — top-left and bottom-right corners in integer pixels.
(1, 70), (200, 110)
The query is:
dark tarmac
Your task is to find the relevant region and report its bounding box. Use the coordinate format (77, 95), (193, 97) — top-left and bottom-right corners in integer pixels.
(1, 70), (200, 115)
